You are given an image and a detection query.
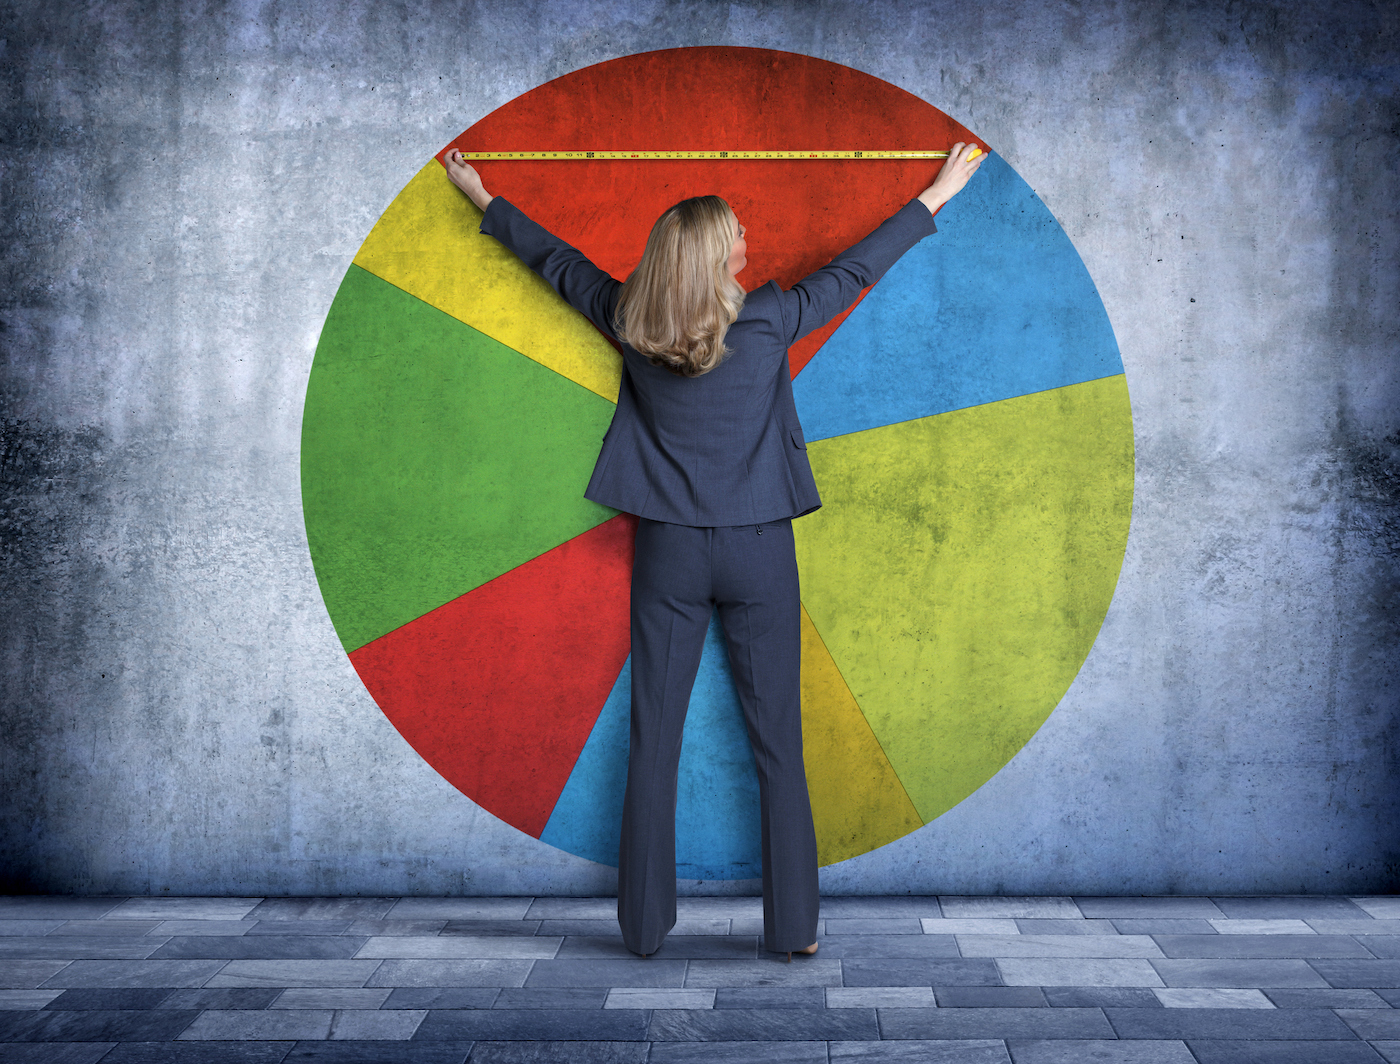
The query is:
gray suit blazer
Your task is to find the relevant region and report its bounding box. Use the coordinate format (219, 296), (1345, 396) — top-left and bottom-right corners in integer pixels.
(479, 196), (937, 526)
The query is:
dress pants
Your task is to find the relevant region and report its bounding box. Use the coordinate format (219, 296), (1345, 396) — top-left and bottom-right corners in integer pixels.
(617, 517), (820, 955)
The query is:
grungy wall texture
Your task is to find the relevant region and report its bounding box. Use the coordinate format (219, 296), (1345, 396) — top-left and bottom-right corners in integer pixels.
(1, 0), (1397, 896)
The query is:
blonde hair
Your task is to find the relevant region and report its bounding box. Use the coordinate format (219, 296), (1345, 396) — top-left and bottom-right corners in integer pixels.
(614, 196), (746, 377)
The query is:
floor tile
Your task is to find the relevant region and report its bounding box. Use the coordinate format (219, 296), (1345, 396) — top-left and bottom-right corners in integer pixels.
(648, 1007), (879, 1040)
(1042, 987), (1162, 1008)
(1005, 1040), (1196, 1063)
(280, 1044), (472, 1063)
(713, 987), (825, 1009)
(920, 919), (1020, 936)
(246, 900), (397, 922)
(1150, 958), (1330, 987)
(529, 921), (618, 938)
(1151, 987), (1273, 1008)
(0, 921), (66, 937)
(682, 959), (842, 988)
(1265, 987), (1390, 1007)
(0, 938), (165, 959)
(824, 919), (924, 935)
(1109, 920), (1217, 936)
(841, 959), (1001, 988)
(829, 1040), (1011, 1062)
(935, 987), (1048, 1008)
(0, 988), (63, 1008)
(1311, 960), (1400, 988)
(518, 899), (617, 921)
(962, 936), (1162, 959)
(1359, 937), (1400, 959)
(1311, 921), (1400, 936)
(1375, 1042), (1400, 1064)
(438, 921), (542, 938)
(102, 1044), (296, 1062)
(1186, 1041), (1386, 1063)
(381, 988), (500, 1009)
(814, 935), (960, 960)
(152, 937), (367, 960)
(107, 900), (262, 921)
(0, 960), (72, 988)
(1336, 1009), (1400, 1039)
(352, 937), (559, 960)
(491, 987), (604, 1009)
(817, 898), (942, 918)
(997, 959), (1164, 988)
(42, 987), (176, 1009)
(826, 986), (935, 1008)
(463, 1040), (645, 1063)
(270, 989), (391, 1009)
(342, 921), (448, 938)
(1210, 897), (1370, 920)
(1014, 920), (1120, 936)
(1153, 934), (1370, 959)
(365, 959), (532, 988)
(0, 1045), (122, 1064)
(49, 921), (164, 937)
(1072, 899), (1224, 920)
(0, 1008), (200, 1041)
(204, 960), (380, 987)
(556, 934), (755, 960)
(245, 922), (355, 937)
(326, 1009), (427, 1039)
(604, 987), (715, 1009)
(385, 899), (533, 922)
(40, 960), (227, 988)
(675, 899), (765, 919)
(1378, 988), (1400, 1005)
(525, 959), (685, 988)
(412, 1008), (649, 1040)
(1353, 899), (1400, 921)
(179, 1009), (333, 1040)
(148, 921), (254, 937)
(671, 919), (732, 936)
(651, 1041), (830, 1064)
(0, 899), (124, 921)
(160, 988), (282, 1010)
(940, 899), (1080, 920)
(1104, 1006), (1359, 1039)
(1207, 918), (1314, 935)
(878, 1006), (1115, 1039)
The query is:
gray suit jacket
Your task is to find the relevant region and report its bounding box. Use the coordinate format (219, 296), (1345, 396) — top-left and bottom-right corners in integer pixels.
(479, 196), (938, 526)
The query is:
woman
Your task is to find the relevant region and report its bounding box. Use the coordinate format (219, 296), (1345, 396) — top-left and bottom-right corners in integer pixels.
(444, 145), (984, 959)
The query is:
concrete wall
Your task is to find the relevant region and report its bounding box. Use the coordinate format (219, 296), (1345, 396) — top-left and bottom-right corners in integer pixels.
(2, 0), (1396, 896)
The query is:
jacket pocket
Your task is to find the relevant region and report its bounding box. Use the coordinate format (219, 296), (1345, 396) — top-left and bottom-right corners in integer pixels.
(790, 427), (807, 450)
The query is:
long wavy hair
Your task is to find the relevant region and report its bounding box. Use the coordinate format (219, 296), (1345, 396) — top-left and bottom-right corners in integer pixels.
(614, 196), (746, 377)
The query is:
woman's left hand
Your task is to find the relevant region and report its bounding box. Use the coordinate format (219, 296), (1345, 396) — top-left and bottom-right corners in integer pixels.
(444, 150), (494, 212)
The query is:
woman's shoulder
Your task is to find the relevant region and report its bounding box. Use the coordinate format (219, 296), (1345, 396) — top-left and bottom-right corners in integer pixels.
(737, 280), (784, 319)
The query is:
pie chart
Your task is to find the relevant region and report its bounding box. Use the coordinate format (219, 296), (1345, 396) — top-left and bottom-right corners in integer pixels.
(301, 47), (1134, 880)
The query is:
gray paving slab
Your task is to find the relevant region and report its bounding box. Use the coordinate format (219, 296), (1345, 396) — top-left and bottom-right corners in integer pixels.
(463, 1041), (644, 1063)
(940, 899), (1081, 920)
(826, 986), (935, 1008)
(1041, 987), (1162, 1008)
(0, 961), (75, 989)
(1210, 897), (1371, 920)
(148, 921), (255, 937)
(0, 1044), (121, 1064)
(1266, 987), (1391, 1007)
(1186, 1041), (1387, 1063)
(842, 958), (1001, 987)
(0, 899), (124, 920)
(343, 920), (450, 938)
(203, 960), (380, 987)
(651, 1041), (830, 1064)
(517, 899), (617, 921)
(381, 987), (500, 1009)
(647, 1006), (879, 1040)
(1104, 1006), (1360, 1039)
(42, 987), (175, 1009)
(99, 1044), (294, 1063)
(107, 900), (262, 921)
(828, 1040), (1012, 1062)
(326, 1009), (427, 1039)
(824, 919), (924, 935)
(1014, 920), (1120, 936)
(1311, 921), (1400, 936)
(605, 987), (715, 1009)
(279, 1045), (473, 1064)
(1152, 934), (1371, 959)
(1151, 987), (1273, 1008)
(1149, 958), (1331, 987)
(385, 899), (533, 922)
(0, 938), (165, 959)
(713, 987), (825, 1009)
(246, 900), (398, 922)
(1337, 1010), (1400, 1039)
(529, 920), (618, 938)
(352, 937), (559, 960)
(179, 1009), (334, 1040)
(270, 989), (392, 1009)
(878, 1006), (1116, 1040)
(1353, 899), (1400, 921)
(682, 959), (843, 988)
(1376, 1043), (1400, 1064)
(961, 936), (1162, 959)
(160, 988), (282, 1010)
(1109, 920), (1218, 936)
(671, 919), (733, 936)
(1312, 960), (1400, 988)
(819, 898), (949, 918)
(491, 987), (606, 1009)
(365, 960), (532, 988)
(412, 1007), (649, 1040)
(1005, 1040), (1197, 1063)
(0, 920), (66, 937)
(438, 921), (542, 938)
(49, 921), (164, 937)
(1207, 918), (1315, 935)
(997, 959), (1164, 987)
(1379, 988), (1400, 1005)
(39, 960), (227, 988)
(246, 921), (356, 937)
(0, 1008), (201, 1041)
(556, 934), (755, 960)
(812, 935), (960, 960)
(1359, 937), (1400, 959)
(0, 988), (62, 1008)
(1072, 899), (1225, 920)
(935, 986), (1048, 1007)
(152, 937), (368, 960)
(920, 919), (1020, 935)
(524, 959), (685, 988)
(673, 899), (764, 919)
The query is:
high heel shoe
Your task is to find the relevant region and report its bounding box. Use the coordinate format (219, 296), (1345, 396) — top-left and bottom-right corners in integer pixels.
(785, 941), (819, 963)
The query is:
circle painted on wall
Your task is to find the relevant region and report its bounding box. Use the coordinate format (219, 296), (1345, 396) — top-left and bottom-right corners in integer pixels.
(301, 47), (1134, 879)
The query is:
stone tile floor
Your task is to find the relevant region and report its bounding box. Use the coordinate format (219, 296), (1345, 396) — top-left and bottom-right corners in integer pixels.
(0, 894), (1398, 1062)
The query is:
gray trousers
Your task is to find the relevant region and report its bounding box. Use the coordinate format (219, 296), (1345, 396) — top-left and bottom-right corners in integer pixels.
(617, 518), (820, 955)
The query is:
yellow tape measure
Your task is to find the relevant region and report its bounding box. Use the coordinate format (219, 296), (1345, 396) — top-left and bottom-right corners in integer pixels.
(453, 149), (977, 161)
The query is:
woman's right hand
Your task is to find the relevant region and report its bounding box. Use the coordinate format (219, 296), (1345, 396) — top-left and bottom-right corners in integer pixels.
(917, 142), (985, 215)
(444, 150), (494, 212)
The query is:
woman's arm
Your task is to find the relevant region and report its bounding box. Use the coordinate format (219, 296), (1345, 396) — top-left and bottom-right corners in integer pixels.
(443, 152), (621, 339)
